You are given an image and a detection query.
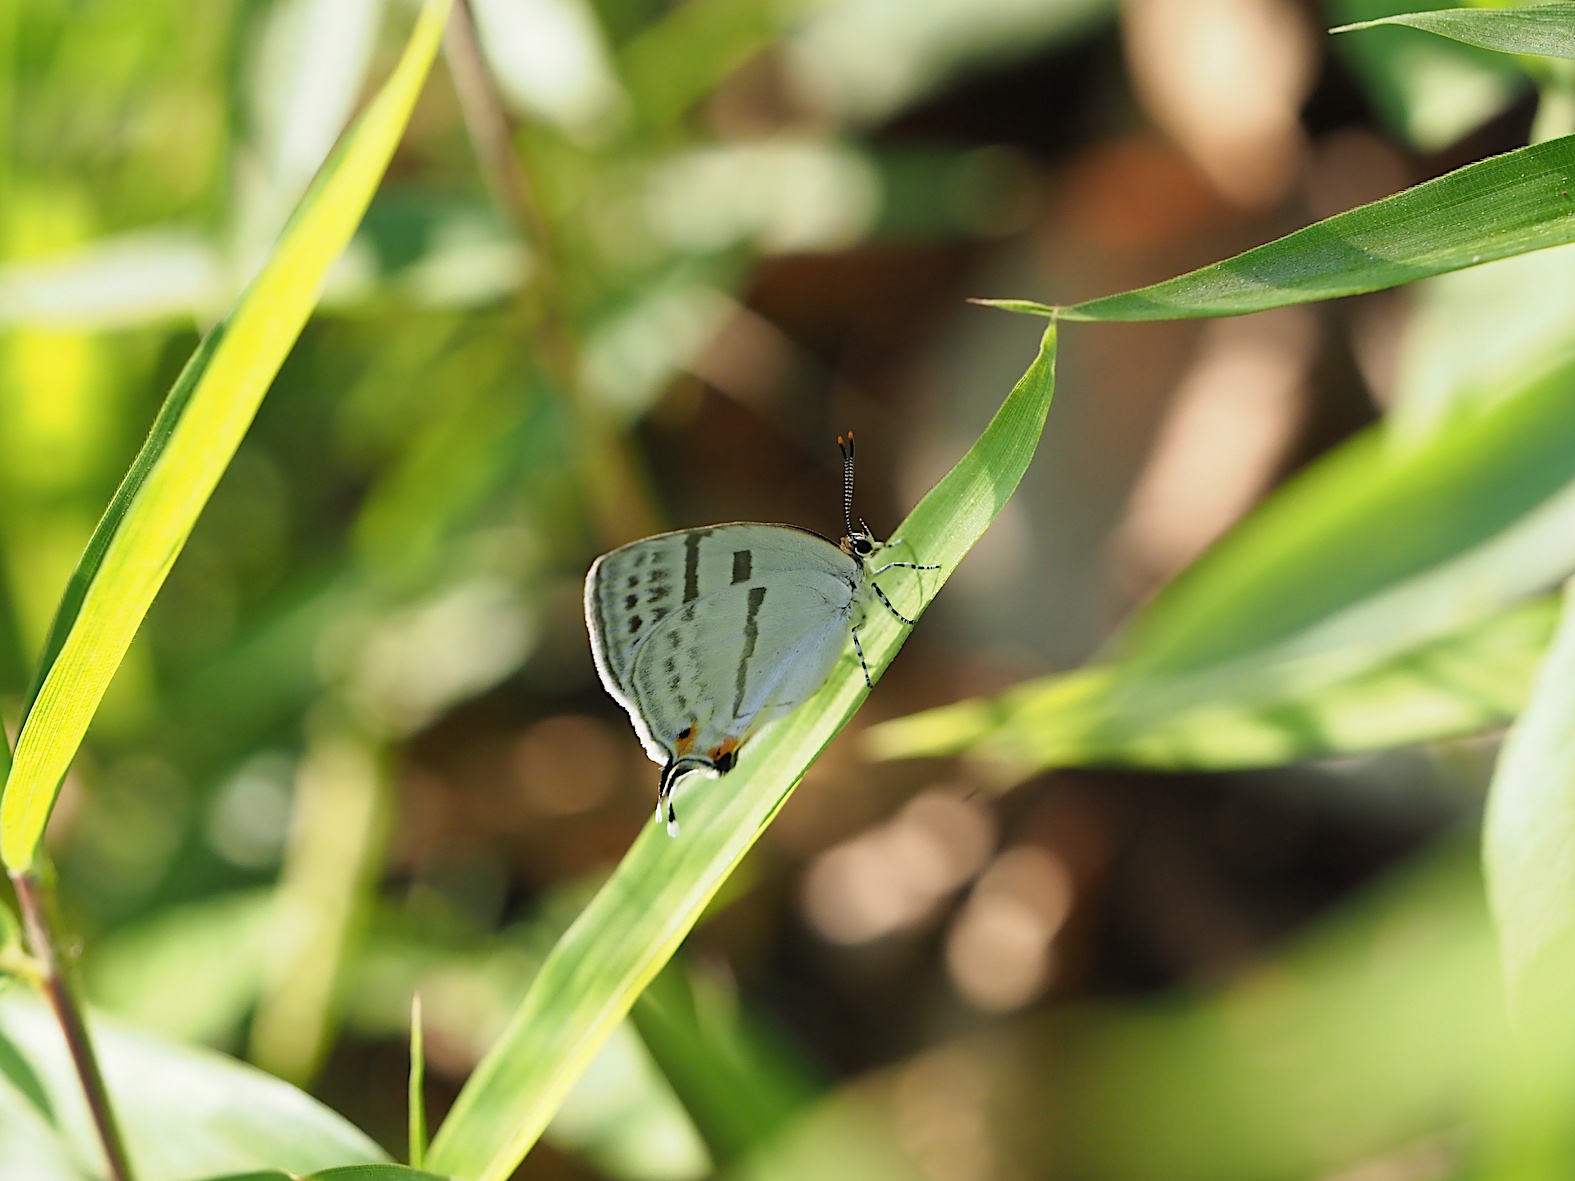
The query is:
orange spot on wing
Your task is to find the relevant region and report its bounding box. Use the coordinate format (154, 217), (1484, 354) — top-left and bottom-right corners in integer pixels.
(675, 725), (698, 755)
(708, 736), (740, 762)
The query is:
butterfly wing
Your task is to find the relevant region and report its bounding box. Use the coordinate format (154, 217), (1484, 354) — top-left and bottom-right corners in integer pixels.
(585, 524), (861, 766)
(629, 573), (857, 766)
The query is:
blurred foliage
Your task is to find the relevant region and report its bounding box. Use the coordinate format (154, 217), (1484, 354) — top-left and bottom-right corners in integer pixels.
(14, 0), (1575, 1180)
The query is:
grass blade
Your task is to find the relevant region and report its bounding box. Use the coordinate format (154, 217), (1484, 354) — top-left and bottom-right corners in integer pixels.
(409, 995), (426, 1170)
(1334, 5), (1575, 60)
(984, 135), (1575, 322)
(867, 595), (1555, 770)
(872, 329), (1575, 774)
(0, 0), (454, 873)
(1485, 580), (1575, 1012)
(425, 325), (1059, 1181)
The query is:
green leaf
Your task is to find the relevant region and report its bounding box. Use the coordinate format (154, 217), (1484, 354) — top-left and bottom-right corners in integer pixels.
(987, 135), (1575, 322)
(0, 992), (387, 1179)
(1334, 5), (1575, 61)
(1485, 580), (1575, 1011)
(1326, 0), (1526, 151)
(0, 1022), (52, 1124)
(0, 0), (454, 873)
(85, 888), (273, 1045)
(1116, 350), (1575, 678)
(1387, 243), (1575, 442)
(620, 0), (782, 127)
(871, 330), (1575, 773)
(868, 595), (1554, 770)
(425, 324), (1059, 1181)
(631, 959), (822, 1166)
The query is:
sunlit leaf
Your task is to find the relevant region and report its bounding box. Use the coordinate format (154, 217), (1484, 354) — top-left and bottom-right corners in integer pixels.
(868, 595), (1553, 770)
(1334, 5), (1575, 61)
(1484, 581), (1575, 1012)
(1326, 0), (1525, 150)
(632, 959), (822, 1166)
(0, 0), (455, 873)
(983, 136), (1575, 322)
(0, 993), (386, 1179)
(872, 337), (1575, 772)
(425, 325), (1059, 1181)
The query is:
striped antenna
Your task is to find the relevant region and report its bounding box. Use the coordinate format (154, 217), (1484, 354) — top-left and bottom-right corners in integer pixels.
(838, 432), (857, 539)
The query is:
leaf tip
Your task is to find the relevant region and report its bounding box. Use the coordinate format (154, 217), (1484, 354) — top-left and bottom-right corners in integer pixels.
(968, 297), (1060, 319)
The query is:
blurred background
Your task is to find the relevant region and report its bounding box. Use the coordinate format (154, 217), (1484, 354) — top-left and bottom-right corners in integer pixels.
(0, 0), (1554, 1176)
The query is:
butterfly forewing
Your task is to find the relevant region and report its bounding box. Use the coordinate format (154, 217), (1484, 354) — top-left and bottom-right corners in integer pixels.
(585, 524), (862, 767)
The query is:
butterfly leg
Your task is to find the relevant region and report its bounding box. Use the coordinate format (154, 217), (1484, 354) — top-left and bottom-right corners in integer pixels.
(872, 581), (918, 626)
(872, 561), (941, 576)
(850, 624), (872, 688)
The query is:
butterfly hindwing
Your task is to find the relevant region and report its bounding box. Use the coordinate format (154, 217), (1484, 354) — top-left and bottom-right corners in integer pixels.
(585, 524), (862, 766)
(629, 573), (859, 764)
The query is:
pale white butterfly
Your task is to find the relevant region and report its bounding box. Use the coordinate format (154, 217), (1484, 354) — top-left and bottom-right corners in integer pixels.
(584, 433), (938, 836)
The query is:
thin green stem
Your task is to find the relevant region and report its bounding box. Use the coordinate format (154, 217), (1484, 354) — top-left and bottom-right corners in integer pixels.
(409, 992), (427, 1168)
(442, 0), (662, 547)
(12, 870), (135, 1181)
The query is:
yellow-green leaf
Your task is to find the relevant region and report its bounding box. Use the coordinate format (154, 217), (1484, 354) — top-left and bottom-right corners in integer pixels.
(0, 0), (454, 872)
(425, 325), (1059, 1181)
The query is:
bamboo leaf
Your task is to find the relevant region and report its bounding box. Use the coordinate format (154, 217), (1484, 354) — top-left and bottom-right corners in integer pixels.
(0, 0), (454, 873)
(0, 993), (388, 1177)
(1484, 580), (1575, 1011)
(1334, 5), (1575, 61)
(984, 135), (1575, 322)
(871, 333), (1575, 774)
(867, 595), (1554, 770)
(425, 325), (1059, 1181)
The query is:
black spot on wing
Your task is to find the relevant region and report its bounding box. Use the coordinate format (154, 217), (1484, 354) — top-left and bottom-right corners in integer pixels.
(732, 585), (767, 719)
(624, 594), (638, 609)
(628, 615), (643, 634)
(731, 549), (753, 585)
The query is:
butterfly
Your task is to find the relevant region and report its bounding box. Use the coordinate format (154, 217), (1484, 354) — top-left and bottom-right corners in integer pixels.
(584, 433), (938, 835)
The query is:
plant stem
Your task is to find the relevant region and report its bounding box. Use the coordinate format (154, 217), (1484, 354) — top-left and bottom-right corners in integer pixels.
(12, 870), (135, 1181)
(442, 0), (662, 547)
(444, 0), (559, 302)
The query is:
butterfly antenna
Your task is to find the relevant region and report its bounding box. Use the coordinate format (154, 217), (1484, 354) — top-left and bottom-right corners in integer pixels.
(838, 431), (857, 538)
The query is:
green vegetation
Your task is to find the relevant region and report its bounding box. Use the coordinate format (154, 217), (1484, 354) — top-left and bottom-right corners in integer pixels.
(9, 2), (1575, 1179)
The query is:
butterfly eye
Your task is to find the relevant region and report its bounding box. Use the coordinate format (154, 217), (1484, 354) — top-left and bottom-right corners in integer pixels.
(853, 536), (874, 556)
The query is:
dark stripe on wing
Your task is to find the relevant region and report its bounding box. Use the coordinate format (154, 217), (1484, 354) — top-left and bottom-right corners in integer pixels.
(683, 530), (706, 603)
(732, 585), (767, 718)
(731, 549), (753, 584)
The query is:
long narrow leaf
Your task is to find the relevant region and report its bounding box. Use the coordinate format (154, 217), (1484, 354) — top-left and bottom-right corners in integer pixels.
(867, 595), (1554, 770)
(1334, 5), (1575, 61)
(426, 325), (1059, 1181)
(872, 331), (1575, 774)
(982, 135), (1575, 322)
(0, 0), (454, 872)
(1485, 580), (1575, 1010)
